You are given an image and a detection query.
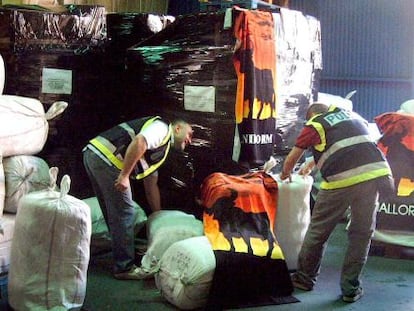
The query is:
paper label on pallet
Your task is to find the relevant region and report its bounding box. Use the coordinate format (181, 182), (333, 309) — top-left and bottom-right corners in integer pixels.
(42, 68), (72, 95)
(184, 85), (215, 112)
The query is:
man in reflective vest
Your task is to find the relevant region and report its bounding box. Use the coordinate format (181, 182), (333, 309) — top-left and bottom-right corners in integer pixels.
(280, 103), (392, 303)
(83, 116), (193, 280)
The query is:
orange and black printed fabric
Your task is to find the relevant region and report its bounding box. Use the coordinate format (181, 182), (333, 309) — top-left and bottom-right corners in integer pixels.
(201, 171), (284, 260)
(375, 112), (414, 197)
(374, 112), (414, 232)
(233, 9), (278, 165)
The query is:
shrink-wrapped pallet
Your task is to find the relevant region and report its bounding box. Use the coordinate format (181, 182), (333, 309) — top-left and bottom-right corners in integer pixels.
(155, 236), (216, 310)
(0, 96), (67, 157)
(8, 168), (91, 311)
(3, 155), (50, 214)
(140, 210), (204, 277)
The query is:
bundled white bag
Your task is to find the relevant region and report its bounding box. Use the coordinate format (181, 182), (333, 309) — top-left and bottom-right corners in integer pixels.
(140, 210), (204, 277)
(0, 53), (4, 95)
(274, 174), (313, 270)
(3, 155), (51, 213)
(155, 236), (216, 310)
(0, 95), (67, 157)
(8, 167), (91, 311)
(0, 152), (4, 216)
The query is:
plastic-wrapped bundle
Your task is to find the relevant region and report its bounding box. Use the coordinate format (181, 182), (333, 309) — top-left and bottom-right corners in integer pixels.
(0, 153), (4, 217)
(0, 95), (67, 157)
(3, 155), (51, 214)
(140, 210), (204, 277)
(155, 236), (216, 310)
(8, 5), (107, 51)
(272, 173), (313, 270)
(8, 167), (91, 311)
(0, 214), (16, 274)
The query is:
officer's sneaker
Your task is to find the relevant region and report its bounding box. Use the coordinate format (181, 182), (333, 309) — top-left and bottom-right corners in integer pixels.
(290, 273), (313, 291)
(342, 288), (364, 303)
(113, 265), (154, 280)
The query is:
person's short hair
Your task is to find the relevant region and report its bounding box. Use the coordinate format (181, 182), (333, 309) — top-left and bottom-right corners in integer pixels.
(306, 103), (329, 120)
(171, 118), (189, 126)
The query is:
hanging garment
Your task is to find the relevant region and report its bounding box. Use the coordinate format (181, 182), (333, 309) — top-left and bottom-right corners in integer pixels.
(201, 172), (297, 309)
(374, 112), (414, 232)
(233, 10), (278, 166)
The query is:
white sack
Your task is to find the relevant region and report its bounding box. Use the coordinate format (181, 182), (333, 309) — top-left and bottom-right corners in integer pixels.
(0, 95), (67, 157)
(141, 210), (204, 276)
(8, 168), (91, 311)
(0, 53), (4, 94)
(273, 174), (313, 270)
(0, 213), (16, 274)
(155, 236), (216, 310)
(3, 155), (50, 213)
(0, 152), (5, 216)
(317, 92), (353, 111)
(399, 99), (414, 114)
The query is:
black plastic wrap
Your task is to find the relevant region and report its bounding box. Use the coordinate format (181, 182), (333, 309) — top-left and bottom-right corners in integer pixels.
(0, 5), (106, 52)
(106, 13), (174, 54)
(2, 48), (118, 199)
(124, 12), (239, 188)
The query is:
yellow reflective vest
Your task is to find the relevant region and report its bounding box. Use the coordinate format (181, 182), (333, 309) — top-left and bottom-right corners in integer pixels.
(307, 106), (391, 189)
(89, 116), (172, 180)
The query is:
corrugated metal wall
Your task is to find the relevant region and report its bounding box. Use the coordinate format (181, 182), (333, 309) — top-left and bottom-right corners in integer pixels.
(290, 0), (414, 121)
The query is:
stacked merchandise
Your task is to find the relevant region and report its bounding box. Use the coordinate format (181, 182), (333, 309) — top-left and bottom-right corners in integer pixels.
(123, 7), (321, 188)
(0, 55), (98, 309)
(0, 4), (108, 198)
(125, 11), (243, 189)
(129, 177), (312, 310)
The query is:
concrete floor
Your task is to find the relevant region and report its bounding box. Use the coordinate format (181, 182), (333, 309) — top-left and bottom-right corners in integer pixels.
(82, 223), (414, 311)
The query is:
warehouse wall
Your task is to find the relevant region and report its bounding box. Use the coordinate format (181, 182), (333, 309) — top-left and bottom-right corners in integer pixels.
(290, 0), (414, 121)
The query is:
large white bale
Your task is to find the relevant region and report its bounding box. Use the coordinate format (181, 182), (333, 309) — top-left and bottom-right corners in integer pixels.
(0, 153), (4, 216)
(155, 236), (216, 310)
(317, 92), (353, 111)
(273, 174), (313, 270)
(8, 168), (91, 311)
(3, 155), (50, 213)
(140, 210), (204, 276)
(0, 53), (4, 94)
(0, 213), (15, 274)
(399, 99), (414, 114)
(0, 96), (67, 157)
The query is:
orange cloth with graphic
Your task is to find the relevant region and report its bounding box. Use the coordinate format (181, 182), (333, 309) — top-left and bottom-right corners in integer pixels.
(201, 172), (284, 259)
(375, 112), (414, 197)
(233, 9), (277, 123)
(233, 9), (277, 164)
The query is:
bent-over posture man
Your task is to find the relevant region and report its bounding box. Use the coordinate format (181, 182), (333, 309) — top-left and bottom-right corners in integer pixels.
(280, 103), (392, 302)
(83, 116), (193, 280)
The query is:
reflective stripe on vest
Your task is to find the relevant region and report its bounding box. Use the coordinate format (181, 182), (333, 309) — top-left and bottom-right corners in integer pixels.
(320, 164), (391, 189)
(134, 141), (171, 179)
(316, 134), (372, 170)
(307, 106), (391, 189)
